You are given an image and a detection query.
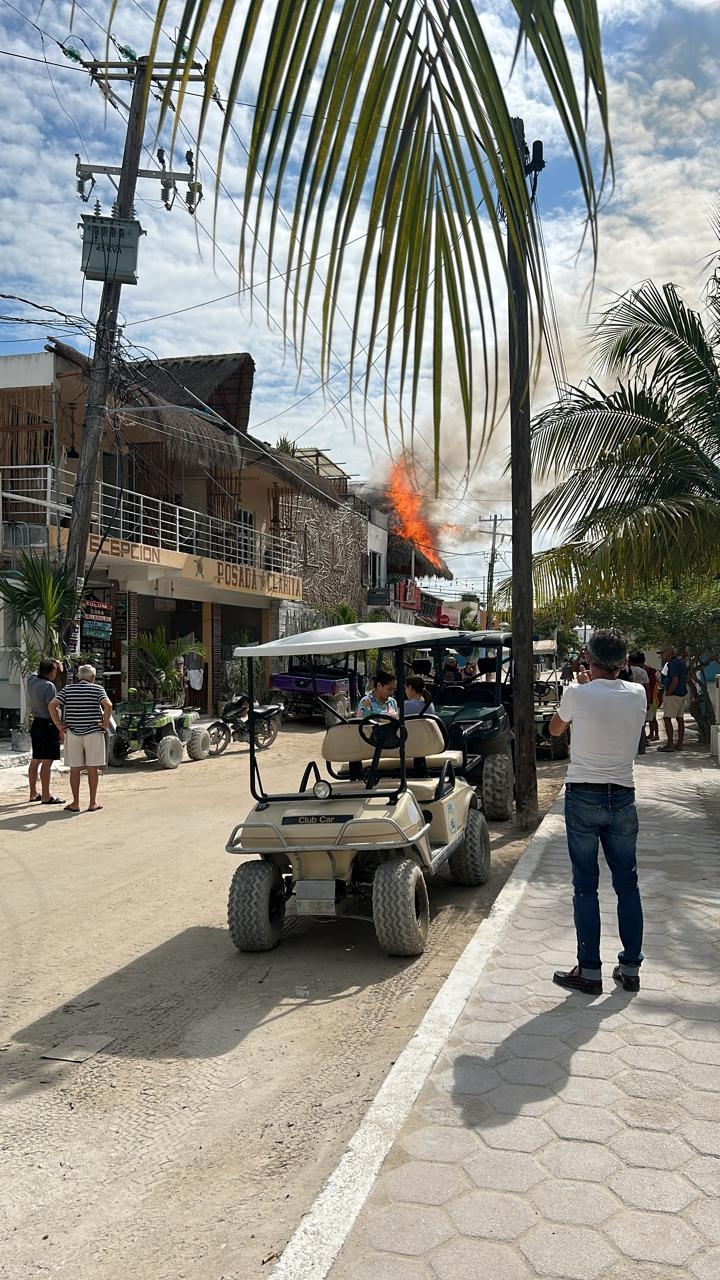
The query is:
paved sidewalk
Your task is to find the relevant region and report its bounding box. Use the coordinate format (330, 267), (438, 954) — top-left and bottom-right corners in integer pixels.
(325, 754), (720, 1280)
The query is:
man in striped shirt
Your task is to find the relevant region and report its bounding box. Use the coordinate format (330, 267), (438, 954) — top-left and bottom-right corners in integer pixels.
(49, 664), (113, 813)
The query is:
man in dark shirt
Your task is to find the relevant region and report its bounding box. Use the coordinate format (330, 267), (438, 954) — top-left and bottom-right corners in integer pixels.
(659, 646), (688, 752)
(26, 659), (63, 804)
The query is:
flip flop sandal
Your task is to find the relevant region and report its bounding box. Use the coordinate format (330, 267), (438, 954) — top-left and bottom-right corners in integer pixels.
(29, 796), (42, 803)
(64, 804), (81, 812)
(42, 796), (64, 805)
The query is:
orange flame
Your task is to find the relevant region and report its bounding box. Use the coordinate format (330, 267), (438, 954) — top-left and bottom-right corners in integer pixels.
(386, 459), (443, 570)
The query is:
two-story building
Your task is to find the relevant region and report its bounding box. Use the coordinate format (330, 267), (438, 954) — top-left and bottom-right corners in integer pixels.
(0, 343), (368, 720)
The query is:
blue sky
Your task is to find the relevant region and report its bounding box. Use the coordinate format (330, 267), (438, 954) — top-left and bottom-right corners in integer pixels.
(0, 0), (718, 595)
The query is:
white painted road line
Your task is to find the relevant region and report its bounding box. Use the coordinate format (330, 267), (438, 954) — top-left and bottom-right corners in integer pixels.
(271, 807), (566, 1280)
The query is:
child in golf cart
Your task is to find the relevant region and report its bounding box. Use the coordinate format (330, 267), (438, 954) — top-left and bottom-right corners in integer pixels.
(356, 671), (399, 719)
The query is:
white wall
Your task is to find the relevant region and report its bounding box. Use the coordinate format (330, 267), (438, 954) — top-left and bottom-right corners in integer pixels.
(0, 352), (55, 389)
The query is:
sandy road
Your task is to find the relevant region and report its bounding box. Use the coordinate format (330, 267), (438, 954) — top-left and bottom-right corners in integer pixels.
(0, 727), (564, 1279)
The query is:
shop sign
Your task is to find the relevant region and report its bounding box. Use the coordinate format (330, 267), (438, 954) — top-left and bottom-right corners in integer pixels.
(82, 597), (113, 641)
(85, 535), (302, 601)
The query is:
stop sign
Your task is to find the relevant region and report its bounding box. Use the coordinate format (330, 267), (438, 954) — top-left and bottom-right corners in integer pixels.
(439, 613), (450, 626)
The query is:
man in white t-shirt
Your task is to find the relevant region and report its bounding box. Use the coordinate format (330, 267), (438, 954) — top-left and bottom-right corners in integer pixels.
(549, 629), (647, 995)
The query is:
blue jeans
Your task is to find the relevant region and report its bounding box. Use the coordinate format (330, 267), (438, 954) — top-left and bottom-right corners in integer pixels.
(564, 787), (644, 980)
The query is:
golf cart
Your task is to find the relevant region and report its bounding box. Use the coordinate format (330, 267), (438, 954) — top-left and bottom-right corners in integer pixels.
(225, 623), (492, 957)
(533, 638), (569, 759)
(428, 633), (516, 821)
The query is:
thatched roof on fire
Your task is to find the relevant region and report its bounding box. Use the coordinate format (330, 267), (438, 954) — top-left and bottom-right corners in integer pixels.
(388, 533), (453, 581)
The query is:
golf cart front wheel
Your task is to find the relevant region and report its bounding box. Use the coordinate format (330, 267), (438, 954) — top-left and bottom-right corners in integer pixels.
(481, 753), (514, 822)
(449, 808), (491, 886)
(157, 736), (184, 769)
(228, 861), (286, 952)
(372, 858), (429, 957)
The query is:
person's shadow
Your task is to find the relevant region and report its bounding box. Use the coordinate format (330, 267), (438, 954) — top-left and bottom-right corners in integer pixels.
(449, 989), (634, 1134)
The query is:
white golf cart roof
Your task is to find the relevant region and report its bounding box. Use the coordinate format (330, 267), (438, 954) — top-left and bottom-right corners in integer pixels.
(533, 639), (558, 655)
(234, 622), (463, 657)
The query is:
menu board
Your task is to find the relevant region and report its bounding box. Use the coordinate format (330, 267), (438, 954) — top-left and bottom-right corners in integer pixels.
(82, 597), (113, 642)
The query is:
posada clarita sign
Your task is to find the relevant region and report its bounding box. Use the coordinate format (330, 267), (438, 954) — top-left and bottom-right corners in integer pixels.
(86, 535), (302, 601)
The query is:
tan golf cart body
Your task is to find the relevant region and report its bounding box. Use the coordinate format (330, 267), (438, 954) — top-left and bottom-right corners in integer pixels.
(225, 623), (492, 956)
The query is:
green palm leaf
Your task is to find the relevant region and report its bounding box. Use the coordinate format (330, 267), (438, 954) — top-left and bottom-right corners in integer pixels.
(115, 0), (612, 469)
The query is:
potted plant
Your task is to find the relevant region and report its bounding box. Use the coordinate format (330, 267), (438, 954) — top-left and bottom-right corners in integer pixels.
(129, 627), (206, 705)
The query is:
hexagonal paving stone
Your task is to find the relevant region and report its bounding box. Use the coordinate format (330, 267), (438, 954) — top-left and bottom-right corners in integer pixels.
(448, 1188), (537, 1240)
(691, 1247), (720, 1279)
(508, 1033), (571, 1060)
(618, 1024), (680, 1048)
(566, 1051), (620, 1080)
(540, 1138), (621, 1182)
(460, 1020), (516, 1045)
(379, 1160), (469, 1206)
(401, 1125), (481, 1164)
(682, 1119), (720, 1157)
(564, 1030), (628, 1054)
(464, 1145), (546, 1192)
(496, 1056), (564, 1087)
(676, 1039), (720, 1065)
(685, 1156), (720, 1196)
(608, 1167), (697, 1213)
(610, 1129), (691, 1170)
(546, 1102), (623, 1143)
(432, 1236), (532, 1280)
(617, 1069), (683, 1101)
(605, 1262), (695, 1280)
(552, 1077), (622, 1108)
(606, 1209), (702, 1265)
(364, 1203), (452, 1256)
(520, 1223), (618, 1279)
(614, 1097), (683, 1132)
(686, 1196), (720, 1244)
(618, 1046), (683, 1073)
(484, 1084), (556, 1117)
(439, 1058), (504, 1097)
(332, 1251), (434, 1280)
(529, 1178), (620, 1226)
(480, 1114), (553, 1153)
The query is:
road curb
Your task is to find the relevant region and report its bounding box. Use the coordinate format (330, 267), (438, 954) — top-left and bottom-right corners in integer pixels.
(271, 801), (566, 1280)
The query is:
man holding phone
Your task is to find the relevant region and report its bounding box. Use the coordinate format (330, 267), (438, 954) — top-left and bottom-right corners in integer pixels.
(549, 629), (647, 995)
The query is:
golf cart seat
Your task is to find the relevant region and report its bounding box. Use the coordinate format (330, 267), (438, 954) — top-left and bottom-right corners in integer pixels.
(322, 716), (464, 775)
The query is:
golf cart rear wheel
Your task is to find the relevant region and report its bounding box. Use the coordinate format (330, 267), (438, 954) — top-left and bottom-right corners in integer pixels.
(187, 727), (211, 760)
(372, 858), (430, 957)
(254, 716), (280, 750)
(449, 808), (491, 886)
(107, 734), (128, 767)
(550, 729), (570, 760)
(482, 753), (514, 821)
(157, 736), (183, 769)
(207, 721), (232, 755)
(228, 861), (285, 952)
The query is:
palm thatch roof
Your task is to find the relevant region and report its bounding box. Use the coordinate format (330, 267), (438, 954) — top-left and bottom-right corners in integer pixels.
(388, 533), (453, 581)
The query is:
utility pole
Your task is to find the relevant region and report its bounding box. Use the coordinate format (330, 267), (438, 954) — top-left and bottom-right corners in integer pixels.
(63, 58), (150, 597)
(485, 514), (498, 628)
(63, 57), (204, 620)
(507, 116), (543, 821)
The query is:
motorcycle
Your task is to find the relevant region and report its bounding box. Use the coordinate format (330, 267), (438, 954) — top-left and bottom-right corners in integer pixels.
(206, 692), (282, 755)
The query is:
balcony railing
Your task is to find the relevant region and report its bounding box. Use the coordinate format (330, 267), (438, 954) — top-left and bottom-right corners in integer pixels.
(0, 465), (301, 577)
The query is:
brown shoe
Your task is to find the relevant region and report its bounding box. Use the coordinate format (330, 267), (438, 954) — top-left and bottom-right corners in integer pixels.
(613, 965), (640, 992)
(553, 965), (602, 995)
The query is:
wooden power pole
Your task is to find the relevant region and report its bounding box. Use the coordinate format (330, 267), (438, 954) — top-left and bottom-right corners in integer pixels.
(64, 58), (150, 597)
(507, 116), (540, 820)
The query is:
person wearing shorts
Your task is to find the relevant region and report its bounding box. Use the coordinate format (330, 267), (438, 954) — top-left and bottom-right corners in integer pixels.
(26, 659), (63, 804)
(658, 646), (688, 753)
(49, 664), (113, 812)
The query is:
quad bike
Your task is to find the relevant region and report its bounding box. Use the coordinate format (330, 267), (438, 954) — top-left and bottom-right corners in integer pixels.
(107, 692), (211, 769)
(206, 692), (282, 756)
(223, 622), (492, 958)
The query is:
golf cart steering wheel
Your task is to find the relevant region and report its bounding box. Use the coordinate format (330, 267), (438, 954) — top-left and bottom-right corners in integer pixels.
(358, 713), (406, 751)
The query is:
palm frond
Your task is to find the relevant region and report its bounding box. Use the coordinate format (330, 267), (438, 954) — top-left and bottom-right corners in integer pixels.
(125, 0), (612, 470)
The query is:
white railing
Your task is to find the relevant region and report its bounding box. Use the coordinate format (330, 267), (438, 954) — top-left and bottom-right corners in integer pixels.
(0, 465), (301, 576)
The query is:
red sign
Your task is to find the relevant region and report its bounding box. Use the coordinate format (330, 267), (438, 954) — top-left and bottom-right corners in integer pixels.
(398, 580), (421, 611)
(436, 606), (460, 628)
(439, 613), (450, 626)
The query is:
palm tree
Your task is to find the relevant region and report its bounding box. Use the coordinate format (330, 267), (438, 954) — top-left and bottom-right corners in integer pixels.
(0, 552), (76, 677)
(129, 628), (206, 703)
(529, 278), (720, 605)
(127, 2), (611, 467)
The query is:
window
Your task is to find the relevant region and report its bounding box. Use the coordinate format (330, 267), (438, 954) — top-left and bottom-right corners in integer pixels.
(369, 550), (384, 588)
(236, 508), (255, 566)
